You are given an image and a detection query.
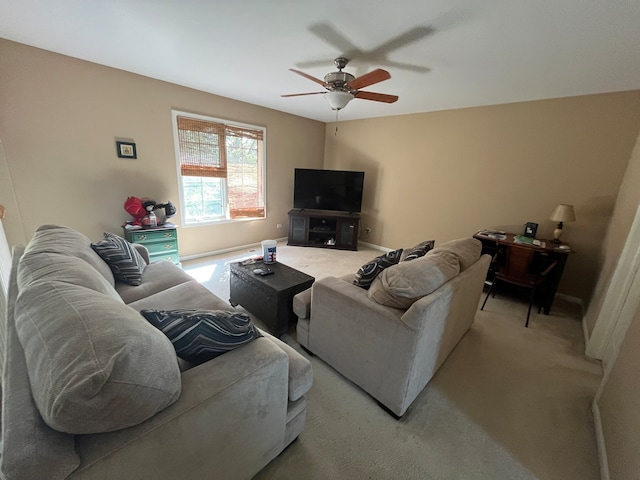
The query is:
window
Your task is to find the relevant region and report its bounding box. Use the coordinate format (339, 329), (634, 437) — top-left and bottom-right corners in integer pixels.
(172, 111), (266, 225)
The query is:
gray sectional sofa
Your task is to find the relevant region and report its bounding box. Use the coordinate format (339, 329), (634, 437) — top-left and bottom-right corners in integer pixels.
(294, 238), (490, 417)
(1, 224), (312, 480)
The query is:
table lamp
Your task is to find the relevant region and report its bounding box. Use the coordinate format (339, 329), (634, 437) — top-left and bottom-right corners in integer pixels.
(550, 204), (576, 243)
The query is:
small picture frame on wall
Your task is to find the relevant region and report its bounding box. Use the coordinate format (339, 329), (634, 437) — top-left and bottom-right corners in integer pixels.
(116, 141), (137, 159)
(523, 222), (538, 238)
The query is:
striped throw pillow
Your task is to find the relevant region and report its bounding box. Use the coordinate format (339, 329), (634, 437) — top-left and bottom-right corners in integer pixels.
(91, 232), (146, 286)
(402, 240), (435, 261)
(353, 248), (403, 290)
(140, 309), (262, 364)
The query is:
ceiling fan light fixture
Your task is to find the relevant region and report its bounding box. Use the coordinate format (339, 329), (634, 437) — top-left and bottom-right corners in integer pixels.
(325, 91), (354, 110)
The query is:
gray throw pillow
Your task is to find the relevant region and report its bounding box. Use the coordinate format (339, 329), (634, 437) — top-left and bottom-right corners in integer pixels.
(91, 232), (146, 286)
(15, 281), (182, 434)
(368, 250), (461, 309)
(353, 249), (403, 290)
(141, 309), (262, 365)
(426, 238), (482, 271)
(401, 240), (435, 261)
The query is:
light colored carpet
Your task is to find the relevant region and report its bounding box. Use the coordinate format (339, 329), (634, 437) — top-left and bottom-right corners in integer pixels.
(182, 242), (603, 480)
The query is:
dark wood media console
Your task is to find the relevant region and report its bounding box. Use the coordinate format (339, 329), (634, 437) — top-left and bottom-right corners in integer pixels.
(287, 209), (360, 251)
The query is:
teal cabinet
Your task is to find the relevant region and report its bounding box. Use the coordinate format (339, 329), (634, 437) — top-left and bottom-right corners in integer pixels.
(124, 227), (181, 266)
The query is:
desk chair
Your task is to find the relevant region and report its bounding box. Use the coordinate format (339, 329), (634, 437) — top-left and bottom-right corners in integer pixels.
(480, 246), (558, 327)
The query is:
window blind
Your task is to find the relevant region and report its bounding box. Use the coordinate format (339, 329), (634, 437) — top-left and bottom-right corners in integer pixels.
(176, 116), (227, 178)
(176, 116), (265, 219)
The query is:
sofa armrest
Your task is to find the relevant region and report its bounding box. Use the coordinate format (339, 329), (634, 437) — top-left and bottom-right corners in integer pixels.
(73, 337), (289, 480)
(131, 243), (150, 265)
(308, 276), (410, 356)
(258, 329), (313, 401)
(294, 273), (356, 320)
(293, 287), (312, 320)
(307, 277), (417, 412)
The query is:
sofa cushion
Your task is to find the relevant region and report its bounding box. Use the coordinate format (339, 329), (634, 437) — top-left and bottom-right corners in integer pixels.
(18, 252), (123, 302)
(116, 260), (194, 304)
(401, 239), (435, 261)
(353, 248), (403, 289)
(91, 232), (147, 286)
(141, 309), (263, 365)
(2, 246), (81, 480)
(427, 237), (481, 271)
(128, 279), (233, 313)
(368, 251), (461, 309)
(23, 224), (115, 285)
(15, 279), (182, 434)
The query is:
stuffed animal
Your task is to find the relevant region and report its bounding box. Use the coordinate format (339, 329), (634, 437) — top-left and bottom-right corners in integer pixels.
(124, 196), (146, 226)
(125, 197), (176, 227)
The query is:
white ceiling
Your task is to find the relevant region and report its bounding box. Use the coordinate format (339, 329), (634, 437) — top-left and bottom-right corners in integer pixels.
(1, 1), (640, 123)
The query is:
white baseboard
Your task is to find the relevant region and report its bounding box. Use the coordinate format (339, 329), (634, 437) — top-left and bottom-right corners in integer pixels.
(554, 293), (593, 354)
(182, 237), (386, 261)
(555, 292), (584, 309)
(357, 240), (391, 252)
(179, 237), (288, 262)
(592, 400), (610, 480)
(583, 315), (594, 357)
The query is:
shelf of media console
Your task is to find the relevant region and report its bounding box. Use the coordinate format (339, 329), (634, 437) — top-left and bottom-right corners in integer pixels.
(287, 209), (360, 251)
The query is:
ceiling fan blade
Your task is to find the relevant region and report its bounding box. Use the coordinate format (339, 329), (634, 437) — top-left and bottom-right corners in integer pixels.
(348, 69), (391, 90)
(354, 91), (398, 103)
(289, 69), (328, 88)
(368, 26), (435, 56)
(378, 59), (430, 74)
(309, 23), (359, 57)
(281, 92), (326, 97)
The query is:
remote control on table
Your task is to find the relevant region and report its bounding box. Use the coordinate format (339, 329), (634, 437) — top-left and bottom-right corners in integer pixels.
(253, 268), (274, 276)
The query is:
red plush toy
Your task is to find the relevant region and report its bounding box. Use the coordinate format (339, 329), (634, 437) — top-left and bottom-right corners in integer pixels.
(124, 196), (147, 225)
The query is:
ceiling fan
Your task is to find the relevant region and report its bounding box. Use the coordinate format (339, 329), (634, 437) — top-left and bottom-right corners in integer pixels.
(281, 57), (398, 111)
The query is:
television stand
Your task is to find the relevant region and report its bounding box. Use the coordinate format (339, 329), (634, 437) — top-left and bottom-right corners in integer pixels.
(287, 209), (360, 251)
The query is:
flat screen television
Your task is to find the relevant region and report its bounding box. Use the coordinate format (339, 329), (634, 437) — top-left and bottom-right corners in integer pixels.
(293, 168), (365, 213)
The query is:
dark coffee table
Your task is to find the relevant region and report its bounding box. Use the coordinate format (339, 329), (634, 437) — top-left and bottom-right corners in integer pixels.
(229, 260), (314, 337)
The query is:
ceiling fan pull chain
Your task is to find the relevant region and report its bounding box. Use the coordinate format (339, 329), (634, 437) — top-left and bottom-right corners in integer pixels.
(335, 109), (339, 135)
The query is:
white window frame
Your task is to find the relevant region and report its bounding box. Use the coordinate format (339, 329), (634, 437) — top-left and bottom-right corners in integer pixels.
(171, 110), (266, 227)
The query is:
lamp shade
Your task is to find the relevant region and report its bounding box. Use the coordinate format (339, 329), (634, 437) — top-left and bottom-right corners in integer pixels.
(550, 204), (576, 223)
(325, 91), (354, 110)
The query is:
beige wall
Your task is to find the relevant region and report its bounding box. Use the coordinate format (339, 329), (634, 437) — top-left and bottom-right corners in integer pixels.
(4, 36), (640, 477)
(324, 93), (640, 301)
(3, 38), (640, 304)
(0, 39), (325, 255)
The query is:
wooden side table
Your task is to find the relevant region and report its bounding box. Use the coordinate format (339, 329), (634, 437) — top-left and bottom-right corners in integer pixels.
(123, 226), (180, 266)
(473, 232), (572, 314)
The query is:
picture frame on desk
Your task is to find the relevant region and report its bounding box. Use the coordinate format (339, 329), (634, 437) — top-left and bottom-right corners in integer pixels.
(523, 222), (538, 238)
